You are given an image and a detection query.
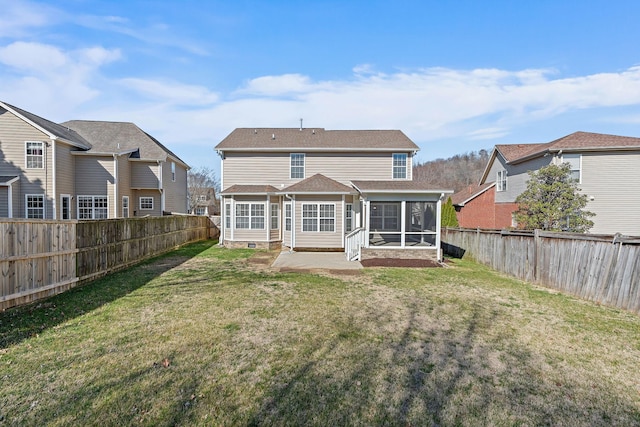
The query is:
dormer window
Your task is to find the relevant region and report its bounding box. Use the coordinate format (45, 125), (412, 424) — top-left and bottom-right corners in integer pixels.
(392, 153), (407, 179)
(290, 153), (305, 179)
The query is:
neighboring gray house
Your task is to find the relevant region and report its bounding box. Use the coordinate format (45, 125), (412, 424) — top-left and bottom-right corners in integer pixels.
(479, 131), (640, 235)
(215, 127), (452, 261)
(0, 101), (189, 219)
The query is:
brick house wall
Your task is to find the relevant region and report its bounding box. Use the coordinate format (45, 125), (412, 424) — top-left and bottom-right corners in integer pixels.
(455, 187), (518, 229)
(495, 202), (518, 228)
(456, 186), (496, 228)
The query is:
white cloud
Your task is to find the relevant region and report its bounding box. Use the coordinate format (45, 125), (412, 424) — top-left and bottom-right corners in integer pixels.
(118, 78), (219, 105)
(0, 1), (59, 37)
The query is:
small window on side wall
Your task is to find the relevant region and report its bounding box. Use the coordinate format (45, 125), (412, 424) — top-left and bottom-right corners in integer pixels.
(497, 170), (507, 192)
(140, 197), (154, 210)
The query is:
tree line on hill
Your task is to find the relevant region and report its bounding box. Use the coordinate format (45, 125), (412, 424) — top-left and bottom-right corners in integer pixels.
(412, 149), (490, 193)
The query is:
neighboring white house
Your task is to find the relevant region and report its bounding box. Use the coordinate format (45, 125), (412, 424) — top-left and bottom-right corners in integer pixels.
(0, 101), (189, 219)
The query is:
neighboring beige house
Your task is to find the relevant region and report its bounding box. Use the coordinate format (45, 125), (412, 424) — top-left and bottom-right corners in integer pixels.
(190, 187), (219, 216)
(476, 131), (640, 235)
(215, 127), (452, 261)
(0, 101), (189, 219)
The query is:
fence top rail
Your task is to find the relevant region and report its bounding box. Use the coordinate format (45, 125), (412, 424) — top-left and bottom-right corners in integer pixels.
(0, 218), (79, 225)
(444, 227), (640, 245)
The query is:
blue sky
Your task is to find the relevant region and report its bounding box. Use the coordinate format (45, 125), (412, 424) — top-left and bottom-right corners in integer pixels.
(2, 0), (640, 178)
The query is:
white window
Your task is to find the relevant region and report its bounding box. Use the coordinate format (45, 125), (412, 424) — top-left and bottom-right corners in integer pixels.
(225, 203), (231, 228)
(270, 203), (279, 230)
(562, 154), (581, 183)
(497, 170), (507, 192)
(197, 195), (207, 202)
(285, 202), (292, 231)
(345, 203), (353, 232)
(235, 203), (265, 229)
(78, 196), (108, 219)
(370, 203), (400, 231)
(392, 153), (407, 179)
(290, 153), (305, 179)
(122, 196), (129, 218)
(171, 162), (176, 182)
(140, 197), (154, 210)
(26, 142), (44, 169)
(26, 194), (44, 218)
(195, 207), (206, 215)
(302, 203), (335, 232)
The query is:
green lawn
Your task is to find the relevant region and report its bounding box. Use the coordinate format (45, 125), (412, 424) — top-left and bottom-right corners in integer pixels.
(1, 240), (639, 426)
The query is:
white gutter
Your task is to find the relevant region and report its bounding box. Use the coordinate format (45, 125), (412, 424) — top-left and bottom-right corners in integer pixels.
(113, 154), (119, 218)
(51, 138), (57, 219)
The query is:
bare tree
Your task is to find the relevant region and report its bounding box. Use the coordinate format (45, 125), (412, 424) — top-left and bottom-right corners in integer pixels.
(187, 166), (220, 215)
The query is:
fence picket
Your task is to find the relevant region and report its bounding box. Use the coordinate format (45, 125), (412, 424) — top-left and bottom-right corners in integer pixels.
(443, 228), (640, 314)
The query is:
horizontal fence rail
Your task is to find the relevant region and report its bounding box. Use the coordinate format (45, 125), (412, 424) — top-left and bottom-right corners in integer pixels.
(442, 228), (640, 314)
(1, 216), (211, 311)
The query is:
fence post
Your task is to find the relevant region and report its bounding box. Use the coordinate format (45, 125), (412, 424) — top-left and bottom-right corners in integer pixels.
(533, 229), (540, 282)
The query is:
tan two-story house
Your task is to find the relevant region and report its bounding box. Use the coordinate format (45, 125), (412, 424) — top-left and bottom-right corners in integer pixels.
(216, 127), (452, 261)
(0, 101), (188, 219)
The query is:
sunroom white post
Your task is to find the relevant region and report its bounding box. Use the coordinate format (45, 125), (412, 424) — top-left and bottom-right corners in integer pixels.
(230, 196), (235, 241)
(436, 194), (444, 261)
(341, 195), (345, 248)
(266, 195), (270, 242)
(400, 200), (406, 248)
(364, 199), (370, 248)
(291, 195), (296, 250)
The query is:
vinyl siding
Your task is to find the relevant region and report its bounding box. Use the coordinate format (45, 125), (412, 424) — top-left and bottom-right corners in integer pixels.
(117, 155), (131, 217)
(222, 152), (414, 188)
(135, 190), (162, 217)
(0, 187), (7, 217)
(162, 160), (188, 213)
(0, 107), (54, 217)
(55, 142), (77, 218)
(75, 156), (115, 217)
(494, 155), (552, 203)
(294, 195), (343, 248)
(131, 161), (160, 189)
(581, 151), (640, 235)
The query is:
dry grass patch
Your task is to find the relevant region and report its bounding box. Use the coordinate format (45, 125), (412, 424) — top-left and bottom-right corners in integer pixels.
(1, 242), (639, 426)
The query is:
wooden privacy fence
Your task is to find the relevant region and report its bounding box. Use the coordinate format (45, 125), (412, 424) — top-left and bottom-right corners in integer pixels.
(442, 228), (640, 314)
(0, 216), (211, 311)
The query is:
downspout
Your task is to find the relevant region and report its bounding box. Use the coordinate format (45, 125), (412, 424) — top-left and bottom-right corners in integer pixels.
(51, 138), (57, 219)
(158, 160), (165, 213)
(285, 193), (295, 251)
(436, 193), (445, 262)
(8, 184), (12, 218)
(113, 154), (119, 218)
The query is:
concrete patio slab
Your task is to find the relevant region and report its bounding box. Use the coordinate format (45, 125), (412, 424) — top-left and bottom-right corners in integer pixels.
(272, 251), (362, 270)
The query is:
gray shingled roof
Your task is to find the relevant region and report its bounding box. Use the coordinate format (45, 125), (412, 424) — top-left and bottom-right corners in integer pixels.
(215, 128), (419, 151)
(351, 180), (453, 193)
(283, 174), (356, 194)
(220, 184), (280, 195)
(0, 175), (19, 185)
(1, 101), (91, 149)
(62, 120), (186, 164)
